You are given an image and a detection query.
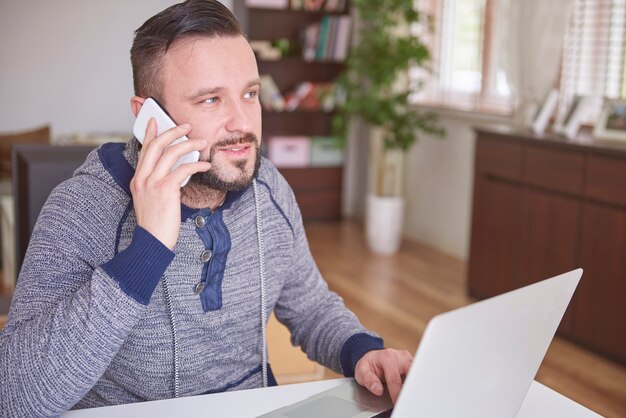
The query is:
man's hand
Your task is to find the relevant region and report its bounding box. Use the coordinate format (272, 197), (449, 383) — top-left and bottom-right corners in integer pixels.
(354, 348), (413, 404)
(131, 118), (211, 249)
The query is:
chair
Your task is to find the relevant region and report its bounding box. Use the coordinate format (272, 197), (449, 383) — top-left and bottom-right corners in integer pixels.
(0, 126), (51, 275)
(11, 144), (94, 282)
(0, 126), (50, 180)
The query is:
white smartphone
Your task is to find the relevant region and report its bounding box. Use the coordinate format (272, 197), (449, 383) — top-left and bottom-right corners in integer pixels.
(132, 97), (200, 187)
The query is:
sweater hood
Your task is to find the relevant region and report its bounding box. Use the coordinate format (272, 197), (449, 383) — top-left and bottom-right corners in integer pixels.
(73, 139), (140, 197)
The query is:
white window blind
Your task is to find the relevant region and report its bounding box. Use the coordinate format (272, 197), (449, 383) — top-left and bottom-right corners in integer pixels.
(410, 0), (512, 114)
(559, 0), (626, 122)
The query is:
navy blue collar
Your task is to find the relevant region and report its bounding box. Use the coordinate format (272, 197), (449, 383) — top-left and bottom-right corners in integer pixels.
(98, 141), (248, 221)
(180, 186), (245, 220)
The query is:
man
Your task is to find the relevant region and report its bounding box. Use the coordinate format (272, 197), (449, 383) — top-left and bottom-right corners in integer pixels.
(0, 1), (411, 415)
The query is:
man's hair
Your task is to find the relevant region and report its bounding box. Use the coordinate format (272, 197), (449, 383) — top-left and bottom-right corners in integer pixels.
(130, 0), (244, 101)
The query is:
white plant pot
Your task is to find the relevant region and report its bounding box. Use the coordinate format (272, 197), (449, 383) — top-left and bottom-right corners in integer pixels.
(365, 194), (405, 255)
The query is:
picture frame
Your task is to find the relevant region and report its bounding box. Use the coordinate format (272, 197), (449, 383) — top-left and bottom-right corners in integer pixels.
(554, 95), (589, 139)
(593, 99), (626, 142)
(531, 89), (559, 135)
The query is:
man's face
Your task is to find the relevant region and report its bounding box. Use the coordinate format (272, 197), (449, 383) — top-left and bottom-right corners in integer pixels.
(160, 35), (262, 191)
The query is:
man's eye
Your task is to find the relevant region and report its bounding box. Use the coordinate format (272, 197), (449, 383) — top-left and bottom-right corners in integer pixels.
(244, 90), (258, 99)
(203, 97), (219, 104)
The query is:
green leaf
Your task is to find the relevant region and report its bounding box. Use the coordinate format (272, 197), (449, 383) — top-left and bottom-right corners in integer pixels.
(333, 0), (445, 151)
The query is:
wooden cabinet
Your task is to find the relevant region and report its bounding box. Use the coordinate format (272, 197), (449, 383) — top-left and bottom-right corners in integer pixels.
(468, 178), (523, 299)
(234, 2), (348, 220)
(577, 203), (626, 362)
(469, 125), (626, 366)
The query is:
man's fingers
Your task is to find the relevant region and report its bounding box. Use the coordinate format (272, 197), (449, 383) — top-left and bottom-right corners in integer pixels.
(356, 370), (384, 396)
(143, 117), (159, 145)
(150, 138), (207, 180)
(171, 161), (211, 185)
(383, 362), (403, 405)
(398, 350), (413, 375)
(134, 117), (158, 174)
(385, 350), (412, 404)
(354, 349), (414, 404)
(136, 123), (192, 180)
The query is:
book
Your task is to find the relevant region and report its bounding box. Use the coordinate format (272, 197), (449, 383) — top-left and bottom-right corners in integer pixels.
(325, 16), (337, 60)
(288, 82), (335, 111)
(333, 16), (352, 61)
(259, 74), (285, 112)
(316, 16), (331, 61)
(284, 82), (315, 111)
(302, 23), (320, 62)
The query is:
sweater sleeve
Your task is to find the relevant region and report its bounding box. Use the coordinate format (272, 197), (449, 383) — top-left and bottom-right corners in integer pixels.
(271, 185), (384, 375)
(0, 181), (174, 417)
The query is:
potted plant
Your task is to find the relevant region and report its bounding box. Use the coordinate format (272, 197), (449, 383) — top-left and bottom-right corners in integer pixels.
(334, 0), (444, 255)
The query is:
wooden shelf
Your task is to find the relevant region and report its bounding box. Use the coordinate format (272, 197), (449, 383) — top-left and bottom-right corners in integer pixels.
(247, 7), (348, 40)
(235, 0), (350, 221)
(280, 167), (342, 220)
(257, 59), (343, 91)
(262, 111), (334, 137)
(247, 7), (348, 16)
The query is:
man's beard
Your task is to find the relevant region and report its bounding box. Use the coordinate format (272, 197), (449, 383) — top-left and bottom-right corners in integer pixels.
(189, 133), (261, 192)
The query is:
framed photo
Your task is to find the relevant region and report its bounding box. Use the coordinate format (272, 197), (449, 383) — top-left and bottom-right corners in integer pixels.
(593, 99), (626, 142)
(531, 89), (559, 135)
(555, 95), (589, 139)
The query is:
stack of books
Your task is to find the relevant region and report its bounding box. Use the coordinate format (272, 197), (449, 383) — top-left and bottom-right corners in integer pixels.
(259, 75), (286, 112)
(245, 0), (347, 11)
(290, 0), (348, 11)
(260, 75), (339, 112)
(301, 15), (352, 62)
(284, 81), (337, 111)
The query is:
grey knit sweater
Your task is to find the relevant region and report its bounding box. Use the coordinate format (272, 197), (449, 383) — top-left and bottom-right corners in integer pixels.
(0, 139), (383, 417)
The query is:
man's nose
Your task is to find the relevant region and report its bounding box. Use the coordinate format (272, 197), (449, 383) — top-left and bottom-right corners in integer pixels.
(224, 100), (253, 133)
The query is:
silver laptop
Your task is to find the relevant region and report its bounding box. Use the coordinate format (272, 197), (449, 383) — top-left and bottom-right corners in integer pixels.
(259, 269), (582, 418)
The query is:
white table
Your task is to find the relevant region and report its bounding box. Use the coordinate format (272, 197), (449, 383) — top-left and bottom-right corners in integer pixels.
(63, 378), (602, 418)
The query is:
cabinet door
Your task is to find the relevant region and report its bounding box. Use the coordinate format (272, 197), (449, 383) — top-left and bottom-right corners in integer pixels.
(574, 202), (626, 364)
(468, 177), (523, 299)
(518, 188), (582, 333)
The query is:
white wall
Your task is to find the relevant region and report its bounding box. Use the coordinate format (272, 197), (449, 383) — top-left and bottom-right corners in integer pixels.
(403, 111), (510, 260)
(0, 0), (232, 138)
(343, 110), (510, 261)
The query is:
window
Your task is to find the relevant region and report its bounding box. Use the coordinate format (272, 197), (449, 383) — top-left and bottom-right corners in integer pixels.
(558, 0), (626, 123)
(411, 0), (626, 121)
(410, 0), (513, 114)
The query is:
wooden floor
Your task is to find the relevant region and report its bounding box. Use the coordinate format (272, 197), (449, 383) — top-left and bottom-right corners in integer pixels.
(305, 220), (626, 418)
(1, 221), (624, 416)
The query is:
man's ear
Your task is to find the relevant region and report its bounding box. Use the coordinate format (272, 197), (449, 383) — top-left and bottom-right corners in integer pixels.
(130, 96), (147, 117)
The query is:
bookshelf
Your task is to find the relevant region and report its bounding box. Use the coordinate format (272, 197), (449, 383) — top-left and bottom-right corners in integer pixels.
(234, 1), (351, 221)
